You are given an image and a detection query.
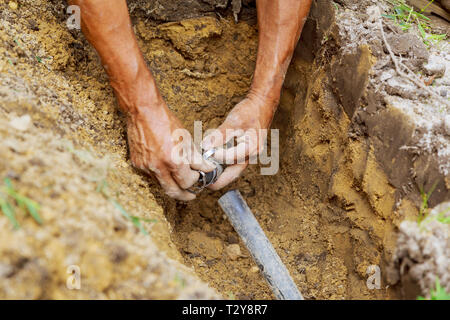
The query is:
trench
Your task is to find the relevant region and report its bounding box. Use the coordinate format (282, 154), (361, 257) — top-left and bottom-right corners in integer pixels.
(2, 0), (438, 299)
(162, 62), (400, 299)
(157, 4), (403, 299)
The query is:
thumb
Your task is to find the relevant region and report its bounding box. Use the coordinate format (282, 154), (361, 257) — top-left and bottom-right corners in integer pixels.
(201, 125), (228, 151)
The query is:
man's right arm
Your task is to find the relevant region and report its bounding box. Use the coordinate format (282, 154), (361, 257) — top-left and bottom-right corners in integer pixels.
(69, 0), (214, 200)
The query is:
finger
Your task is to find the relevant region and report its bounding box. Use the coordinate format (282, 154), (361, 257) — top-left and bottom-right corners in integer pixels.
(207, 162), (248, 191)
(156, 170), (196, 201)
(213, 143), (246, 165)
(171, 164), (200, 190)
(213, 137), (258, 165)
(189, 145), (216, 172)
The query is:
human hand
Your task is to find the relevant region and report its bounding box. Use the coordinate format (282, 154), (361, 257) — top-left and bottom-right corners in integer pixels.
(117, 75), (214, 201)
(201, 93), (277, 190)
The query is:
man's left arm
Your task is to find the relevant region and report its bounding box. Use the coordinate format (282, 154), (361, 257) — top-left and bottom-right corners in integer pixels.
(202, 0), (313, 190)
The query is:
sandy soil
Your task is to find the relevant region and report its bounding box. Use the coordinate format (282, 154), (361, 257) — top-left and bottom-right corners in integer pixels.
(0, 0), (448, 300)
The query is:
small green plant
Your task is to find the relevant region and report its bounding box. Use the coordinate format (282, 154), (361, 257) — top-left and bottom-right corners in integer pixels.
(420, 206), (450, 230)
(0, 178), (42, 229)
(227, 291), (236, 300)
(96, 179), (156, 235)
(13, 37), (47, 64)
(418, 278), (450, 300)
(435, 208), (450, 224)
(173, 272), (187, 289)
(332, 2), (339, 11)
(383, 1), (447, 47)
(417, 181), (438, 224)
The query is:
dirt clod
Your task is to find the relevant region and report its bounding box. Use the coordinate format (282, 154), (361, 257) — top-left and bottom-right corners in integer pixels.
(225, 244), (242, 261)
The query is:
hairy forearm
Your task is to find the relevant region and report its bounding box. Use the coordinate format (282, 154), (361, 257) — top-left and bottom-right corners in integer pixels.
(69, 0), (160, 114)
(250, 0), (312, 106)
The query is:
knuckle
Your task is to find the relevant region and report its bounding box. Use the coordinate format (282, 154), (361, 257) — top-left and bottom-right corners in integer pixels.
(162, 157), (180, 172)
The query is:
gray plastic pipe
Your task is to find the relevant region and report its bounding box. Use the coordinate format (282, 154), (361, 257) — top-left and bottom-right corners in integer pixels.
(218, 190), (303, 300)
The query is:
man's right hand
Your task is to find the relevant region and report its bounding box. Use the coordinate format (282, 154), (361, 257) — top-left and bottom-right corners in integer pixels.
(117, 72), (215, 201)
(70, 0), (214, 200)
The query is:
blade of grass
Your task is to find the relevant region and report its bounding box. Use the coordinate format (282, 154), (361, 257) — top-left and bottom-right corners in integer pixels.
(420, 0), (435, 13)
(3, 178), (43, 225)
(0, 199), (20, 229)
(111, 199), (149, 235)
(97, 180), (153, 235)
(24, 201), (43, 225)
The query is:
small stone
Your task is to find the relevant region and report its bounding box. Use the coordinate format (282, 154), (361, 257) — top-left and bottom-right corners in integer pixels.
(250, 266), (259, 273)
(225, 244), (242, 261)
(444, 115), (450, 136)
(9, 114), (32, 131)
(9, 1), (18, 10)
(423, 55), (446, 78)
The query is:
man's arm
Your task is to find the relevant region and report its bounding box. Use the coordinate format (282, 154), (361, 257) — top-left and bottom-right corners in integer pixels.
(203, 0), (313, 190)
(69, 0), (213, 200)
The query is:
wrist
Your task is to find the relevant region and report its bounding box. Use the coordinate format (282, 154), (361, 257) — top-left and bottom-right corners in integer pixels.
(247, 85), (280, 116)
(110, 66), (165, 116)
(249, 72), (283, 106)
(243, 90), (278, 129)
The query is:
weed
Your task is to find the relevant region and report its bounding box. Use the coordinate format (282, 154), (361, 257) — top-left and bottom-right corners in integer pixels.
(418, 278), (450, 300)
(420, 205), (450, 230)
(417, 181), (438, 224)
(0, 178), (42, 229)
(332, 2), (339, 11)
(96, 179), (156, 235)
(435, 208), (450, 224)
(227, 291), (236, 300)
(383, 1), (447, 47)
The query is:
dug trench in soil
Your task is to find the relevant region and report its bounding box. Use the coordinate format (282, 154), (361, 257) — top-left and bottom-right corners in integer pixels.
(162, 2), (399, 300)
(162, 0), (450, 300)
(0, 0), (448, 299)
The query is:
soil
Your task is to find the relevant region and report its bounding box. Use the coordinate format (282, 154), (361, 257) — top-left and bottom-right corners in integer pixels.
(0, 0), (448, 300)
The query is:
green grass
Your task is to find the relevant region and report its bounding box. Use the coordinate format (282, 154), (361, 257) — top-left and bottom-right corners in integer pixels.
(173, 272), (187, 289)
(227, 291), (236, 300)
(0, 178), (42, 229)
(12, 37), (49, 65)
(96, 179), (156, 235)
(420, 205), (450, 230)
(434, 207), (450, 224)
(418, 278), (450, 300)
(417, 181), (438, 224)
(332, 2), (339, 12)
(384, 1), (447, 47)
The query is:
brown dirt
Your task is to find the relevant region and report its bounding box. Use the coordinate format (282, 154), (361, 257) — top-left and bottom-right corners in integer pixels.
(0, 0), (448, 300)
